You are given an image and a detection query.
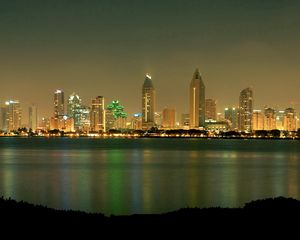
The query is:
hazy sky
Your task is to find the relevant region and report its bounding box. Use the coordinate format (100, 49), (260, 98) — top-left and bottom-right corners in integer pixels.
(1, 0), (300, 122)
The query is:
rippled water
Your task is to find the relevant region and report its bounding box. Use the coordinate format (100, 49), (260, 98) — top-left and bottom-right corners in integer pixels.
(0, 137), (299, 215)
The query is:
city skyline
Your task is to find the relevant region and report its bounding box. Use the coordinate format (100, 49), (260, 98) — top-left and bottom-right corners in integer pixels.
(1, 1), (300, 120)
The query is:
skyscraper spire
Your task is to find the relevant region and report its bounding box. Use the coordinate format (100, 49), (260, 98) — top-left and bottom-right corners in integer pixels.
(189, 68), (205, 128)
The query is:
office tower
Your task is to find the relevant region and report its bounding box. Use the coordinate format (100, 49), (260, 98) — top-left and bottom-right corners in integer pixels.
(67, 93), (82, 130)
(189, 68), (205, 128)
(142, 74), (155, 129)
(0, 107), (7, 131)
(205, 99), (216, 120)
(79, 106), (90, 132)
(264, 108), (276, 130)
(181, 113), (190, 128)
(131, 113), (142, 130)
(276, 110), (285, 130)
(5, 100), (22, 131)
(238, 87), (253, 132)
(90, 96), (105, 132)
(162, 108), (176, 129)
(54, 90), (64, 118)
(252, 110), (264, 131)
(28, 105), (38, 132)
(154, 112), (162, 128)
(224, 107), (238, 130)
(284, 108), (296, 131)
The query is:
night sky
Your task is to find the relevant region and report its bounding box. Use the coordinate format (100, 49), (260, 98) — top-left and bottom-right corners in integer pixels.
(1, 0), (300, 122)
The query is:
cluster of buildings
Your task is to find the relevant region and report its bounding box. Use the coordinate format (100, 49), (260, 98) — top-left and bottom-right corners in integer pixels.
(0, 68), (299, 134)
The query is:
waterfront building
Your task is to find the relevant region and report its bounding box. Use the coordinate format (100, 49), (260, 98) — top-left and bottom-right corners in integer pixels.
(284, 108), (296, 131)
(252, 110), (264, 131)
(264, 108), (276, 130)
(29, 105), (38, 132)
(142, 74), (155, 129)
(5, 100), (22, 131)
(224, 107), (238, 130)
(90, 96), (105, 132)
(238, 87), (253, 132)
(162, 108), (176, 129)
(205, 99), (216, 120)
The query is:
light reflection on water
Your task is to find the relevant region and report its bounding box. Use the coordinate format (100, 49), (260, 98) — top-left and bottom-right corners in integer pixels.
(0, 138), (300, 215)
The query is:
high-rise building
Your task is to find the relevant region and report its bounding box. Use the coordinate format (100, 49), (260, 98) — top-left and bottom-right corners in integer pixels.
(67, 93), (82, 130)
(181, 113), (189, 128)
(252, 110), (264, 131)
(54, 90), (64, 118)
(238, 87), (253, 132)
(205, 99), (216, 120)
(5, 100), (22, 131)
(162, 108), (176, 129)
(276, 110), (285, 130)
(154, 112), (162, 128)
(264, 108), (276, 130)
(224, 107), (238, 130)
(189, 68), (205, 129)
(284, 108), (296, 131)
(79, 106), (90, 132)
(90, 96), (105, 132)
(28, 105), (38, 132)
(0, 107), (7, 131)
(142, 74), (155, 129)
(39, 117), (50, 131)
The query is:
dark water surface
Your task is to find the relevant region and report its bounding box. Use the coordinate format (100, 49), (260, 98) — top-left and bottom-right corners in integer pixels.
(0, 137), (299, 215)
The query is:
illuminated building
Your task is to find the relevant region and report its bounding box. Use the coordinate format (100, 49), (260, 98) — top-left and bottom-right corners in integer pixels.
(205, 119), (229, 131)
(284, 108), (296, 131)
(154, 112), (162, 128)
(130, 113), (142, 130)
(205, 99), (216, 120)
(224, 107), (238, 130)
(67, 93), (82, 130)
(252, 110), (264, 130)
(28, 105), (38, 132)
(276, 110), (285, 130)
(79, 106), (90, 132)
(142, 74), (155, 129)
(0, 107), (7, 131)
(162, 108), (176, 129)
(39, 117), (50, 131)
(90, 96), (105, 132)
(264, 108), (276, 130)
(181, 113), (189, 128)
(238, 87), (253, 132)
(189, 68), (205, 129)
(5, 100), (22, 131)
(54, 90), (64, 118)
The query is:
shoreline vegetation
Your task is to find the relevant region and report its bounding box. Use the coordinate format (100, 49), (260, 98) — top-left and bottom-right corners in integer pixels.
(1, 196), (300, 225)
(0, 128), (300, 139)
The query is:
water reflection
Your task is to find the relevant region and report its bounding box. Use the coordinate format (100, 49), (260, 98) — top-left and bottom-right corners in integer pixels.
(0, 138), (300, 215)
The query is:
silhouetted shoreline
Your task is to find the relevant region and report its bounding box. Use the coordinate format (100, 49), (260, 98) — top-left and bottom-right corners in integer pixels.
(1, 196), (300, 226)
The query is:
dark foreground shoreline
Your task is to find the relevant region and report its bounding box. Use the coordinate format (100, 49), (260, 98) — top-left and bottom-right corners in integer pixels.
(1, 196), (300, 226)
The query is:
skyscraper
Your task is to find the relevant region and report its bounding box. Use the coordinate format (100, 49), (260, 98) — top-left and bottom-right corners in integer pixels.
(252, 110), (264, 131)
(224, 107), (238, 130)
(0, 106), (7, 131)
(54, 90), (64, 118)
(29, 105), (38, 132)
(264, 108), (276, 130)
(284, 108), (296, 131)
(142, 74), (155, 129)
(90, 96), (105, 132)
(67, 93), (82, 130)
(189, 68), (205, 129)
(238, 87), (253, 132)
(162, 108), (176, 129)
(205, 99), (216, 120)
(5, 100), (21, 131)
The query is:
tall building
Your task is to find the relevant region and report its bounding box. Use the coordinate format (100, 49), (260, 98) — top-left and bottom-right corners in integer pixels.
(284, 108), (296, 131)
(67, 93), (82, 130)
(238, 87), (253, 132)
(162, 108), (176, 129)
(0, 107), (7, 131)
(224, 107), (238, 130)
(205, 99), (216, 120)
(252, 110), (264, 131)
(154, 112), (162, 128)
(90, 96), (105, 132)
(181, 113), (189, 128)
(54, 90), (64, 118)
(264, 108), (276, 130)
(276, 110), (285, 130)
(189, 68), (205, 129)
(142, 74), (155, 129)
(28, 105), (38, 132)
(5, 100), (22, 131)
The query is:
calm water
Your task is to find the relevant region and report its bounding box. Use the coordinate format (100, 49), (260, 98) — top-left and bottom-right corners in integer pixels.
(0, 137), (299, 215)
